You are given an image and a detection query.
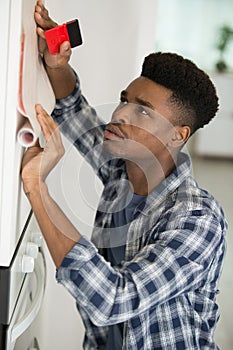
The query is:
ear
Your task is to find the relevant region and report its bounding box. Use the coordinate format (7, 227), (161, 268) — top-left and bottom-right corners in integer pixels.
(169, 125), (191, 148)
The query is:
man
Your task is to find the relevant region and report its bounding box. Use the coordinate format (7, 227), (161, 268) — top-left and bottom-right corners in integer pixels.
(21, 1), (227, 349)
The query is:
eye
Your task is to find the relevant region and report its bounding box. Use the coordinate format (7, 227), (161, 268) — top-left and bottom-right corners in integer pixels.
(136, 105), (150, 116)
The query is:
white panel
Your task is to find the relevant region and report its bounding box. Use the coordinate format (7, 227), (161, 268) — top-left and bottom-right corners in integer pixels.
(0, 0), (31, 266)
(0, 0), (10, 244)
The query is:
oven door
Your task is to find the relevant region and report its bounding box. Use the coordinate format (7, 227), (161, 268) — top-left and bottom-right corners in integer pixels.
(5, 251), (45, 350)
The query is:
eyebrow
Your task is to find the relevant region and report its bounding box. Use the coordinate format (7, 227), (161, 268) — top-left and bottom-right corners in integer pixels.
(120, 90), (155, 110)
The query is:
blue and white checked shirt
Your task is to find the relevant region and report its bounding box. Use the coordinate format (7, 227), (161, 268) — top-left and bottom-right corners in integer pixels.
(53, 76), (227, 349)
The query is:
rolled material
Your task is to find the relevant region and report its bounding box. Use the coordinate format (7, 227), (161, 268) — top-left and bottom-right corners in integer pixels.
(17, 119), (36, 147)
(17, 0), (55, 147)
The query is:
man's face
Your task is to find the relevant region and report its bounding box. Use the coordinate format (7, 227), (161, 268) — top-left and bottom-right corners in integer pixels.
(103, 77), (178, 164)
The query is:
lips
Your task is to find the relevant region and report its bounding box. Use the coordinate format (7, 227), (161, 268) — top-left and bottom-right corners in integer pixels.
(104, 124), (125, 140)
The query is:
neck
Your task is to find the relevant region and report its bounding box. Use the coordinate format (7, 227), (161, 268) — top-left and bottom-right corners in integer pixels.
(126, 153), (177, 196)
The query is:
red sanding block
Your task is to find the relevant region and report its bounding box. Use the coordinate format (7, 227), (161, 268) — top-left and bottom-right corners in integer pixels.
(45, 19), (83, 55)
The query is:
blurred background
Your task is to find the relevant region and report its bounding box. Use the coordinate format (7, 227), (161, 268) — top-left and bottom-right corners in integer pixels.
(38, 1), (233, 349)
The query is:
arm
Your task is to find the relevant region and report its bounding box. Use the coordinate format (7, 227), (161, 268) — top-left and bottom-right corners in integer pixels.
(26, 183), (81, 268)
(21, 104), (81, 268)
(23, 125), (225, 326)
(34, 0), (76, 99)
(34, 2), (112, 183)
(57, 211), (225, 326)
(22, 108), (225, 326)
(45, 64), (76, 100)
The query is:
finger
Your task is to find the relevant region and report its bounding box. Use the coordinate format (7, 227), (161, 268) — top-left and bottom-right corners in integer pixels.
(37, 114), (53, 143)
(35, 105), (60, 141)
(34, 2), (57, 30)
(35, 104), (56, 130)
(35, 12), (56, 31)
(36, 0), (43, 8)
(35, 1), (49, 21)
(36, 26), (46, 39)
(39, 3), (50, 20)
(35, 1), (43, 14)
(59, 41), (72, 60)
(35, 103), (46, 115)
(34, 12), (43, 27)
(35, 107), (64, 160)
(35, 104), (53, 133)
(34, 3), (44, 27)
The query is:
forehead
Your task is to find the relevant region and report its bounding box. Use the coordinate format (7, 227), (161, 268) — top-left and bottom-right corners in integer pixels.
(124, 76), (174, 117)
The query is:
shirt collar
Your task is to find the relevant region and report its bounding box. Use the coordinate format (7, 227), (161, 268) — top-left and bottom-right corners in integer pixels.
(138, 151), (192, 215)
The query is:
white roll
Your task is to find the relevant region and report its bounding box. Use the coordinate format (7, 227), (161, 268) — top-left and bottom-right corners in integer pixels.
(17, 119), (36, 147)
(17, 0), (55, 147)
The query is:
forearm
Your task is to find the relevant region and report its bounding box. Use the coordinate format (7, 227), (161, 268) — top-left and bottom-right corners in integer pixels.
(26, 182), (81, 268)
(45, 63), (76, 99)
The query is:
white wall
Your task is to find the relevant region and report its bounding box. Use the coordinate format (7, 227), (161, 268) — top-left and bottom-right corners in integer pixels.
(39, 1), (158, 349)
(46, 0), (157, 105)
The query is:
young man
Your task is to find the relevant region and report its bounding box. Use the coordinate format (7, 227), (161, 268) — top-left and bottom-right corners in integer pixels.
(21, 2), (227, 349)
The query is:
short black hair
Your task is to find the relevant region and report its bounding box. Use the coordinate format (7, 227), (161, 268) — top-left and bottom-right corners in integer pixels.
(141, 52), (219, 135)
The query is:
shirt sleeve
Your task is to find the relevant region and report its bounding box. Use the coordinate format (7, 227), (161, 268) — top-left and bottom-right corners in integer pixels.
(56, 210), (226, 327)
(51, 74), (111, 184)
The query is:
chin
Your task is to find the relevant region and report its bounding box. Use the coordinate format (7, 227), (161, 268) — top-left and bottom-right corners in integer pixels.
(102, 139), (127, 159)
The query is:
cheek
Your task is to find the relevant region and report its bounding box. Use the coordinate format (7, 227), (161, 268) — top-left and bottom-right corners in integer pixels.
(124, 121), (173, 151)
(131, 125), (158, 144)
(133, 127), (171, 155)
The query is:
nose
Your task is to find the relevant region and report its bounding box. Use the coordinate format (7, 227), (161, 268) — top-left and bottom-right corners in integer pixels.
(111, 103), (132, 124)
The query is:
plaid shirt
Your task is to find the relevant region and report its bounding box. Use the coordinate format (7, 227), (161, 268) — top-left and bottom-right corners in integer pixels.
(54, 77), (227, 349)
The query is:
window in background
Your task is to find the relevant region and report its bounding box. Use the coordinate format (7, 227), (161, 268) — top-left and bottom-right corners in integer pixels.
(154, 0), (233, 72)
